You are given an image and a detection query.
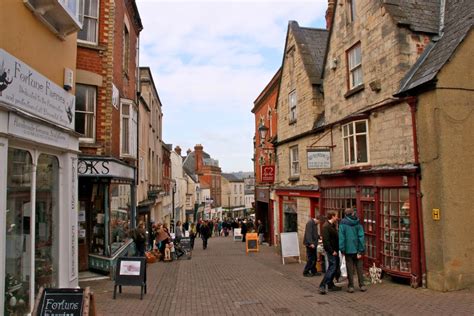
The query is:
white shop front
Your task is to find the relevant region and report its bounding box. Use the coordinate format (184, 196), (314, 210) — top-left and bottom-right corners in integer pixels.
(0, 49), (79, 314)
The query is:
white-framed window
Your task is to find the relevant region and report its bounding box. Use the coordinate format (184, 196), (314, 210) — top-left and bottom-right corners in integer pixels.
(121, 100), (138, 157)
(78, 0), (99, 44)
(60, 0), (80, 20)
(289, 90), (297, 123)
(290, 145), (299, 177)
(347, 43), (363, 89)
(342, 119), (369, 165)
(347, 0), (356, 23)
(75, 84), (96, 141)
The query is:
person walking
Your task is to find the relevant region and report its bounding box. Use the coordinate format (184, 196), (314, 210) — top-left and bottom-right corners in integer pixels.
(201, 220), (211, 249)
(190, 222), (197, 250)
(257, 220), (265, 245)
(339, 208), (367, 293)
(303, 216), (321, 277)
(133, 221), (147, 257)
(319, 211), (342, 294)
(241, 219), (248, 242)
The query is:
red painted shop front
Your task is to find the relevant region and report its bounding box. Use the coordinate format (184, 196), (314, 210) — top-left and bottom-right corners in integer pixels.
(316, 168), (423, 286)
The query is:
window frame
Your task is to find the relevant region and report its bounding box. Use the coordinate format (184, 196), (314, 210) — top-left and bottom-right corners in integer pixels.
(123, 24), (130, 76)
(347, 42), (363, 90)
(77, 0), (99, 45)
(120, 100), (138, 157)
(347, 0), (356, 23)
(288, 90), (297, 123)
(342, 119), (370, 166)
(75, 84), (96, 142)
(289, 145), (299, 177)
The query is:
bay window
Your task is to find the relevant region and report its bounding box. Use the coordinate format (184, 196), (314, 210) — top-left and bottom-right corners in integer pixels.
(342, 120), (369, 165)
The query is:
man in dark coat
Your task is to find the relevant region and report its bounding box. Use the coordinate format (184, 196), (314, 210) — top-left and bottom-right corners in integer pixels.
(303, 216), (321, 277)
(319, 211), (342, 294)
(200, 220), (211, 249)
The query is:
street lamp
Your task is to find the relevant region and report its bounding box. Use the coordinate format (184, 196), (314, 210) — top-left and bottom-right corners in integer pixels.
(258, 124), (269, 144)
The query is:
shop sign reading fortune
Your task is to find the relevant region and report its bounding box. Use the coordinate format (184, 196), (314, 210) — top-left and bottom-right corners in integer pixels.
(0, 49), (75, 130)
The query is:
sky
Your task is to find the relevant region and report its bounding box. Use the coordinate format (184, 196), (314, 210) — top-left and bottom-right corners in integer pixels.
(136, 0), (327, 173)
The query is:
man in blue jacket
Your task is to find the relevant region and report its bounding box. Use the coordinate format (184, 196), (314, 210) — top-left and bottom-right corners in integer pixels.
(339, 208), (367, 293)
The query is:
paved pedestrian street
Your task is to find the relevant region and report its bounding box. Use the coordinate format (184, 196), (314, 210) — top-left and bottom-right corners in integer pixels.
(80, 237), (474, 316)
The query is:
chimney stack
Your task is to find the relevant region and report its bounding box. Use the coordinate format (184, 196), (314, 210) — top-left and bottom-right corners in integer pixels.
(174, 146), (182, 156)
(194, 144), (204, 174)
(186, 148), (192, 155)
(326, 0), (336, 30)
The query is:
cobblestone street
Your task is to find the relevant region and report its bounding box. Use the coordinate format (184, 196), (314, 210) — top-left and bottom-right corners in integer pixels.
(80, 236), (474, 315)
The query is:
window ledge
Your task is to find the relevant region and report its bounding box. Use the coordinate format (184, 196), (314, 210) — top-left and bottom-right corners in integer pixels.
(79, 141), (100, 148)
(341, 163), (371, 171)
(344, 84), (365, 99)
(288, 176), (300, 182)
(77, 42), (105, 51)
(289, 119), (297, 125)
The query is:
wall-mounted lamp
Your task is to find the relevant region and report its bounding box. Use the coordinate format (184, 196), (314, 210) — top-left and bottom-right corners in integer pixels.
(258, 124), (269, 142)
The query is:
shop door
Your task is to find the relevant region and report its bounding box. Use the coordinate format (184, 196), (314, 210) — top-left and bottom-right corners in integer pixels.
(78, 200), (89, 271)
(361, 200), (377, 268)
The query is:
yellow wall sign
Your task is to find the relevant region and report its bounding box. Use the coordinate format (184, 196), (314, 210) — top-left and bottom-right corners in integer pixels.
(432, 208), (441, 220)
(246, 233), (259, 254)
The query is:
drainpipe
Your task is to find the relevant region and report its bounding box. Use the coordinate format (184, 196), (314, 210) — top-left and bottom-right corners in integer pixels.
(409, 97), (427, 288)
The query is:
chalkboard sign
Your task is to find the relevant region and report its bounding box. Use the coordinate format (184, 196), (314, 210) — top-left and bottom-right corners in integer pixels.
(34, 288), (84, 316)
(114, 257), (147, 299)
(246, 233), (259, 254)
(179, 237), (191, 252)
(280, 232), (301, 264)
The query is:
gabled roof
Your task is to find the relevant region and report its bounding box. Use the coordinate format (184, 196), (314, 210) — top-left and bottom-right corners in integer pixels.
(221, 173), (243, 182)
(286, 21), (329, 86)
(182, 150), (211, 175)
(397, 0), (473, 94)
(383, 0), (440, 34)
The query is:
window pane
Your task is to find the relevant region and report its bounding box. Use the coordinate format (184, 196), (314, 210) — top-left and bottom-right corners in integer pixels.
(356, 134), (368, 162)
(76, 112), (85, 135)
(349, 136), (355, 164)
(353, 67), (363, 87)
(76, 85), (86, 111)
(344, 138), (349, 164)
(349, 123), (354, 135)
(122, 104), (130, 116)
(6, 149), (32, 314)
(355, 120), (366, 133)
(122, 117), (129, 153)
(35, 155), (60, 296)
(85, 112), (94, 138)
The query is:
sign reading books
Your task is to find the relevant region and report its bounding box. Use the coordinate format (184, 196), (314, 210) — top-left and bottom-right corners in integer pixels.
(114, 257), (147, 300)
(307, 149), (331, 169)
(261, 165), (275, 183)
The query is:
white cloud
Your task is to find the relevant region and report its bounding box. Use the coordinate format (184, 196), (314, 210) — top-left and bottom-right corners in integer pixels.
(136, 0), (327, 171)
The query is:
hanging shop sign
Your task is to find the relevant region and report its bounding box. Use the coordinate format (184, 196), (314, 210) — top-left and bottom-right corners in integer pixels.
(0, 49), (75, 130)
(77, 158), (134, 180)
(261, 165), (275, 183)
(307, 149), (331, 169)
(256, 188), (269, 203)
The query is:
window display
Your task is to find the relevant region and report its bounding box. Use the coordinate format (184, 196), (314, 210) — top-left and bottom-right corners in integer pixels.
(5, 148), (33, 315)
(110, 183), (131, 254)
(323, 187), (356, 219)
(380, 188), (411, 273)
(282, 197), (297, 233)
(361, 188), (376, 263)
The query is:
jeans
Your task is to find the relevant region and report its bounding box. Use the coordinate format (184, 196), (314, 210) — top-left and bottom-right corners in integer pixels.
(320, 253), (339, 289)
(345, 254), (365, 288)
(202, 237), (208, 249)
(303, 246), (317, 275)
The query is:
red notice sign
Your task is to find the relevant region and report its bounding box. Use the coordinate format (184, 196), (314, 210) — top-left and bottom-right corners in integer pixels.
(261, 165), (275, 183)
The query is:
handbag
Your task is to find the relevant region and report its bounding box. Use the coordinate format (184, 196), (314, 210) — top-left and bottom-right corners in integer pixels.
(339, 251), (348, 278)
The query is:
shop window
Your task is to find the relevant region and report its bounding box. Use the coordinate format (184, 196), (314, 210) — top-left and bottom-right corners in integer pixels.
(121, 101), (138, 157)
(342, 119), (369, 165)
(5, 148), (32, 315)
(110, 183), (132, 254)
(322, 187), (356, 219)
(361, 187), (376, 263)
(290, 145), (299, 177)
(78, 0), (99, 44)
(347, 43), (363, 89)
(282, 198), (297, 232)
(289, 90), (297, 123)
(75, 84), (96, 141)
(380, 188), (411, 273)
(35, 154), (60, 295)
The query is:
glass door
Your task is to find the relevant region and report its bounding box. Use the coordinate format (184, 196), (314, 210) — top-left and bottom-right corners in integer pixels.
(361, 187), (376, 267)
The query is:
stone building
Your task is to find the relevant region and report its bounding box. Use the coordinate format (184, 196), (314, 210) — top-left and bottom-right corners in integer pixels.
(221, 173), (245, 217)
(0, 0), (81, 312)
(75, 0), (143, 273)
(161, 144), (172, 227)
(273, 21), (328, 255)
(314, 0), (445, 287)
(395, 0), (474, 291)
(137, 67), (163, 241)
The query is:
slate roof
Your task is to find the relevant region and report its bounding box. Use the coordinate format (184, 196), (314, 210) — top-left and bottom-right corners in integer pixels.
(222, 173), (242, 182)
(289, 21), (329, 85)
(383, 0), (440, 34)
(182, 151), (211, 175)
(397, 0), (473, 94)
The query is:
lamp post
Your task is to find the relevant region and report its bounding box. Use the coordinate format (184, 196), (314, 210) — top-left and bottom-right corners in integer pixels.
(171, 181), (176, 233)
